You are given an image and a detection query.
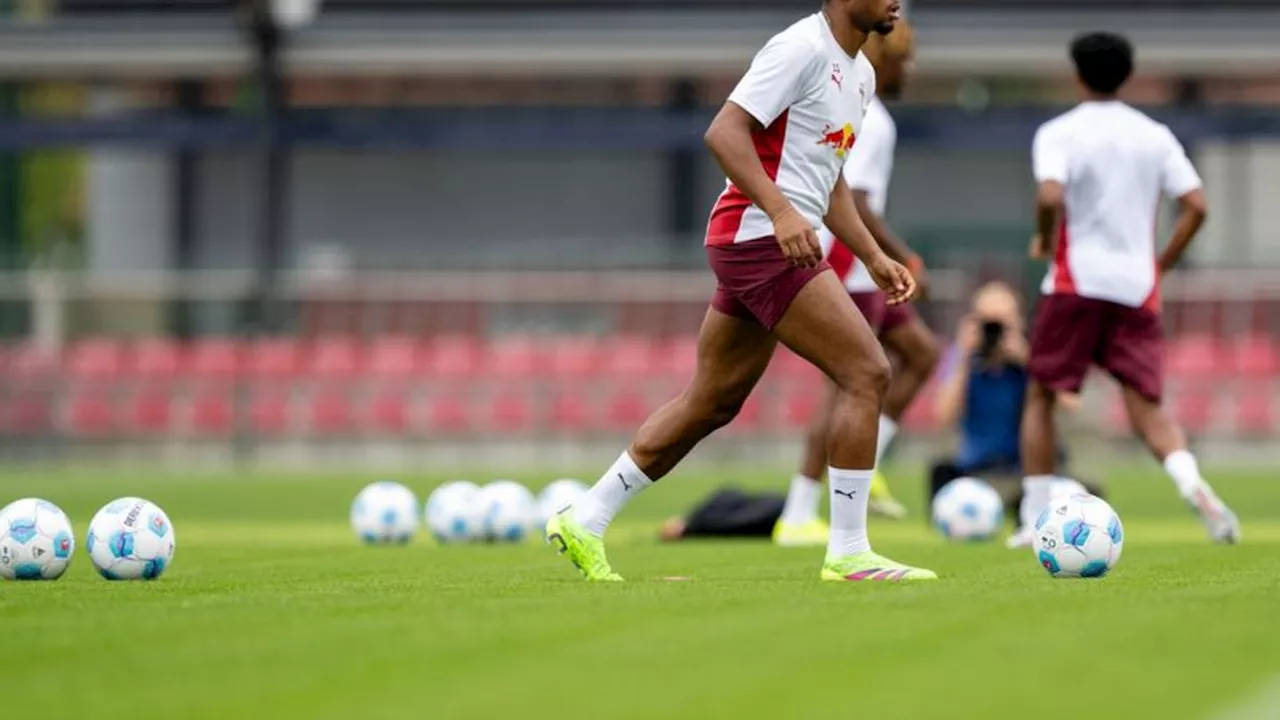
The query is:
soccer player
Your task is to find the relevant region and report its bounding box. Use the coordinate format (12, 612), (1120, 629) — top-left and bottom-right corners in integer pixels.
(547, 0), (937, 582)
(1009, 32), (1241, 547)
(773, 20), (940, 546)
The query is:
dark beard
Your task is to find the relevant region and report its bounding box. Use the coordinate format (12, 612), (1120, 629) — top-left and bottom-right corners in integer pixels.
(872, 20), (897, 35)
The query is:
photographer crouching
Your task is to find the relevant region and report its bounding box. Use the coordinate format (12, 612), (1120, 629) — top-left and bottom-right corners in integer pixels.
(929, 282), (1102, 521)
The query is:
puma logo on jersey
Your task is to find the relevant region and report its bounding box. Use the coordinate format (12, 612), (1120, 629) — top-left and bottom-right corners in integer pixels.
(831, 63), (844, 91)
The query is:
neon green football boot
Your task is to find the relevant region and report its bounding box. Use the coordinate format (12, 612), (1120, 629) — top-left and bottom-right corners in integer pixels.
(772, 518), (830, 547)
(545, 509), (623, 582)
(868, 470), (908, 520)
(821, 550), (937, 582)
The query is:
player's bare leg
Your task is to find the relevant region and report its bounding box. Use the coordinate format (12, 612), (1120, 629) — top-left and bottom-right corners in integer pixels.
(772, 272), (935, 580)
(1009, 379), (1060, 548)
(547, 307), (777, 580)
(1121, 386), (1241, 543)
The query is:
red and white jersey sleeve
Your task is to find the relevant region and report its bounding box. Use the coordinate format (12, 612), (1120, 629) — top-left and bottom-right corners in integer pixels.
(1033, 101), (1203, 310)
(819, 97), (897, 292)
(706, 14), (877, 246)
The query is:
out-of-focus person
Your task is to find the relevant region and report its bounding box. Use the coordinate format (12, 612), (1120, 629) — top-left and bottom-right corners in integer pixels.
(1010, 31), (1240, 547)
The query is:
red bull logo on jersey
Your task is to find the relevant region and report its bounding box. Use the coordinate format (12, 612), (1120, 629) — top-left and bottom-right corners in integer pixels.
(817, 123), (856, 159)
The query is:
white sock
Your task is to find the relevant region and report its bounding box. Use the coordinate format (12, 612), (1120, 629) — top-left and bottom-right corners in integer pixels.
(1019, 475), (1055, 531)
(1163, 449), (1206, 498)
(573, 451), (654, 537)
(826, 467), (872, 558)
(779, 475), (823, 526)
(874, 415), (899, 467)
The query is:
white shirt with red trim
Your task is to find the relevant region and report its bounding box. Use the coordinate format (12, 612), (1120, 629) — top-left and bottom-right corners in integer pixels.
(705, 13), (877, 246)
(820, 96), (896, 292)
(1032, 101), (1202, 310)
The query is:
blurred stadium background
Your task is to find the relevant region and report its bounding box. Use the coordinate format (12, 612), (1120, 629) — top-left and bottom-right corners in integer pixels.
(0, 0), (1277, 470)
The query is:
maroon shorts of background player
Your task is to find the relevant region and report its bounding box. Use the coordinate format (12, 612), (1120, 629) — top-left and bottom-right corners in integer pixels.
(706, 238), (831, 331)
(849, 291), (887, 332)
(880, 300), (919, 336)
(1028, 293), (1164, 402)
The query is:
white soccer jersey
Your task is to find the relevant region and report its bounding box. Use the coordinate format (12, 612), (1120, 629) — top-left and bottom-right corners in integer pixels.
(706, 13), (877, 246)
(819, 96), (896, 292)
(1032, 101), (1202, 310)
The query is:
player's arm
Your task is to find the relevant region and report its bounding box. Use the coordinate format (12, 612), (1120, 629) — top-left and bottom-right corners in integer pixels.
(1156, 132), (1208, 273)
(704, 104), (819, 267)
(1030, 124), (1067, 259)
(825, 175), (915, 304)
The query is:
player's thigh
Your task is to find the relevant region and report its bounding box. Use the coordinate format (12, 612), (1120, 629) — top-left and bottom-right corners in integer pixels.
(685, 305), (777, 409)
(772, 270), (888, 389)
(1101, 306), (1163, 404)
(1027, 295), (1102, 394)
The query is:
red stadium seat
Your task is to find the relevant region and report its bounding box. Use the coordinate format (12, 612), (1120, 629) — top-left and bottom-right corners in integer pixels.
(487, 388), (535, 433)
(657, 335), (699, 380)
(782, 381), (822, 430)
(364, 337), (423, 382)
(306, 389), (354, 435)
(428, 335), (482, 379)
(122, 388), (175, 436)
(0, 393), (52, 435)
(726, 393), (763, 432)
(601, 336), (656, 378)
(487, 336), (544, 380)
(186, 339), (244, 384)
(4, 345), (59, 382)
(1234, 386), (1276, 436)
(65, 391), (115, 437)
(246, 339), (303, 382)
(248, 388), (292, 436)
(547, 336), (602, 378)
(1230, 335), (1278, 377)
(604, 388), (651, 430)
(131, 339), (182, 381)
(67, 339), (127, 382)
(548, 387), (592, 432)
(1173, 389), (1215, 435)
(188, 390), (235, 437)
(364, 389), (412, 435)
(427, 392), (471, 433)
(307, 337), (361, 381)
(1166, 335), (1219, 379)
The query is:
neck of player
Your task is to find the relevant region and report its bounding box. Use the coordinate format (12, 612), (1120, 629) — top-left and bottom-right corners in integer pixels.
(823, 7), (870, 58)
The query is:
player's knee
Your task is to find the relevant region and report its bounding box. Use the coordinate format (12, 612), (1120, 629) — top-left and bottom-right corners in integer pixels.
(832, 349), (891, 400)
(683, 387), (747, 431)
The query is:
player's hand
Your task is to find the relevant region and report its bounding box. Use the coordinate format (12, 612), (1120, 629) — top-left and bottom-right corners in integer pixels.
(1029, 234), (1049, 260)
(867, 254), (916, 305)
(771, 207), (822, 268)
(956, 315), (980, 353)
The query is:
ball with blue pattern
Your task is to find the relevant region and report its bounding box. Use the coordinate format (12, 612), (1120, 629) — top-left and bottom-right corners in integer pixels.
(480, 480), (537, 544)
(425, 480), (485, 544)
(1032, 492), (1124, 579)
(87, 498), (176, 581)
(931, 477), (1004, 542)
(0, 498), (76, 581)
(350, 481), (420, 545)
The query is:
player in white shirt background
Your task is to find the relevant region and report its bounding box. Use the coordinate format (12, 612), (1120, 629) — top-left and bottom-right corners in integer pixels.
(548, 0), (940, 583)
(774, 21), (942, 546)
(1011, 32), (1241, 548)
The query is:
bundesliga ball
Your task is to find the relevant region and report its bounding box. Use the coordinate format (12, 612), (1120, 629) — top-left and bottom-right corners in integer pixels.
(0, 498), (75, 580)
(350, 481), (419, 544)
(87, 497), (176, 581)
(480, 480), (536, 543)
(931, 477), (1004, 541)
(425, 480), (484, 543)
(1033, 493), (1124, 578)
(537, 478), (588, 524)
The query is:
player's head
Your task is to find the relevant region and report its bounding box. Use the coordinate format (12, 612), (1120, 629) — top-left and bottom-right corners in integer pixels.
(826, 0), (901, 36)
(863, 18), (915, 98)
(1070, 32), (1133, 98)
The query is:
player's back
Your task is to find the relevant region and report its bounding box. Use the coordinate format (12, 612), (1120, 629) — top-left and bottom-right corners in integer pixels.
(1033, 101), (1201, 308)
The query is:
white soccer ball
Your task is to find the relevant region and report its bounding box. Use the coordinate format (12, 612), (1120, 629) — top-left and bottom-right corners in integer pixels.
(425, 480), (484, 543)
(0, 498), (75, 580)
(480, 480), (536, 543)
(537, 478), (588, 524)
(932, 477), (1004, 542)
(1050, 478), (1087, 500)
(351, 481), (419, 544)
(1033, 493), (1124, 578)
(87, 497), (176, 581)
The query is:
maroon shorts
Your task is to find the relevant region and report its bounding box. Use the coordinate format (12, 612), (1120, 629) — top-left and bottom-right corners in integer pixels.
(849, 291), (887, 332)
(1028, 294), (1164, 402)
(880, 300), (920, 336)
(706, 238), (830, 331)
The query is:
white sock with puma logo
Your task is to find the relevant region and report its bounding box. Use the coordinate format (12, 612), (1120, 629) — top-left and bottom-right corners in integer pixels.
(827, 466), (872, 559)
(573, 451), (654, 538)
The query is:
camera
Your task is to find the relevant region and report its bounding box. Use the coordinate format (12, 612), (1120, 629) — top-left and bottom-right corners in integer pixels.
(979, 320), (1005, 358)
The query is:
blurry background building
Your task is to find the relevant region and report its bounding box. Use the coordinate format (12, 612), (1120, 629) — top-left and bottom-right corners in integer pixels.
(0, 0), (1276, 466)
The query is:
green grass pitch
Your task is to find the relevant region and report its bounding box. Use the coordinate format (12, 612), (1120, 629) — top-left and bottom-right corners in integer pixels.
(2, 463), (1279, 720)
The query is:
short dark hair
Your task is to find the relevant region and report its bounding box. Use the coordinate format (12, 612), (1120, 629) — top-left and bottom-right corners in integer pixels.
(1070, 32), (1133, 95)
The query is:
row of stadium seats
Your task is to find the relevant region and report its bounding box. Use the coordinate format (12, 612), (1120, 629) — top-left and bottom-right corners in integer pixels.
(2, 333), (1277, 381)
(1, 379), (1274, 439)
